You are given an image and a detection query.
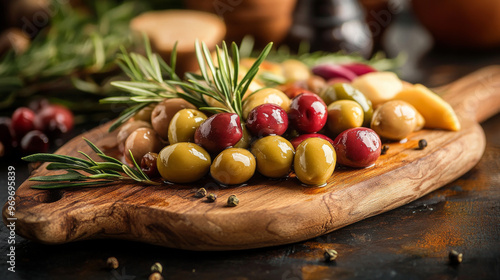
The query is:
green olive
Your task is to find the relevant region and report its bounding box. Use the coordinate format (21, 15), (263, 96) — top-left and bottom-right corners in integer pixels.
(251, 136), (295, 178)
(326, 100), (364, 136)
(370, 100), (424, 140)
(168, 109), (207, 144)
(233, 125), (252, 149)
(242, 88), (291, 120)
(320, 83), (373, 126)
(124, 127), (163, 165)
(210, 148), (256, 185)
(294, 137), (336, 186)
(157, 142), (211, 183)
(151, 98), (196, 140)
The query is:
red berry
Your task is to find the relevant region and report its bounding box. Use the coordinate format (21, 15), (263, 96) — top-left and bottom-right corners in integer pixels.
(333, 127), (381, 168)
(246, 104), (288, 137)
(11, 107), (36, 138)
(20, 130), (49, 155)
(289, 133), (334, 150)
(34, 104), (74, 138)
(288, 93), (328, 133)
(194, 113), (243, 154)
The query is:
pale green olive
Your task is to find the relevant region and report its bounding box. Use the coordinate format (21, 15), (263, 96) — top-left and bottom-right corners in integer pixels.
(282, 59), (311, 82)
(294, 137), (336, 186)
(251, 135), (295, 178)
(233, 125), (252, 149)
(151, 98), (196, 140)
(157, 142), (211, 183)
(327, 100), (364, 136)
(124, 127), (163, 165)
(168, 109), (207, 144)
(242, 88), (291, 120)
(210, 148), (256, 185)
(370, 100), (424, 140)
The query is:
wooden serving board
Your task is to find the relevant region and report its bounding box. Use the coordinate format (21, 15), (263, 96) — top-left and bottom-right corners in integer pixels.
(4, 66), (500, 251)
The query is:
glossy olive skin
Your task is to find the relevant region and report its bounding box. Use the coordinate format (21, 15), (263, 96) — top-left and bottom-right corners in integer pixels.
(333, 127), (381, 168)
(233, 125), (252, 149)
(157, 143), (211, 183)
(140, 152), (159, 178)
(289, 133), (335, 150)
(11, 107), (35, 137)
(133, 104), (155, 122)
(210, 148), (256, 185)
(288, 92), (328, 133)
(242, 88), (291, 120)
(251, 136), (295, 178)
(195, 113), (243, 154)
(151, 98), (196, 140)
(370, 100), (424, 140)
(326, 100), (364, 136)
(320, 83), (373, 126)
(168, 109), (207, 144)
(246, 103), (288, 137)
(117, 120), (152, 152)
(124, 127), (163, 165)
(294, 137), (336, 186)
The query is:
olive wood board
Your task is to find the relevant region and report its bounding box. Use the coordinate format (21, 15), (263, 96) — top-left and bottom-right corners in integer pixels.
(4, 66), (500, 251)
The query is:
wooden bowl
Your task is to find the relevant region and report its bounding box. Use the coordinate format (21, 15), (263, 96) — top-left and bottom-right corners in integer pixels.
(412, 0), (500, 49)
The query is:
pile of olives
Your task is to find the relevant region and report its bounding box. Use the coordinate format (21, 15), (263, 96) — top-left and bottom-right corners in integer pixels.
(118, 61), (427, 187)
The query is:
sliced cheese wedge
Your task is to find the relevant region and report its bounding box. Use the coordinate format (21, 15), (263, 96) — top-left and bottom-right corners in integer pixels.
(394, 84), (461, 131)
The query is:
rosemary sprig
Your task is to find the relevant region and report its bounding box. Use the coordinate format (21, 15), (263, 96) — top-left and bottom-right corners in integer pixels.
(178, 40), (273, 118)
(102, 38), (273, 130)
(22, 138), (159, 189)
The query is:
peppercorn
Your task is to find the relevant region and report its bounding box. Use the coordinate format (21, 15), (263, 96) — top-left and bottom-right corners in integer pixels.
(151, 262), (163, 273)
(194, 188), (207, 198)
(324, 249), (338, 262)
(106, 257), (119, 270)
(449, 250), (463, 264)
(227, 195), (239, 207)
(207, 193), (217, 202)
(418, 139), (427, 150)
(381, 145), (389, 155)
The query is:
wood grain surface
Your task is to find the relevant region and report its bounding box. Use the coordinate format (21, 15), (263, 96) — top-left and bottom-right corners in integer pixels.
(4, 66), (500, 251)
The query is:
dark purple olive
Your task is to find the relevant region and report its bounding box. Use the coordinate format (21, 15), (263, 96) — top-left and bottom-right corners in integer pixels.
(312, 64), (357, 82)
(246, 104), (288, 137)
(20, 130), (49, 155)
(288, 93), (328, 134)
(140, 152), (160, 178)
(341, 63), (376, 76)
(194, 113), (242, 154)
(11, 107), (35, 138)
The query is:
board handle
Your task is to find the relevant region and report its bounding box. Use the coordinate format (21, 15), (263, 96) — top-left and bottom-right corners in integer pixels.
(437, 65), (500, 123)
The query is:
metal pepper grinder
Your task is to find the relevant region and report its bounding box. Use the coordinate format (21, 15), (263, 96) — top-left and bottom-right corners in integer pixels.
(286, 0), (373, 58)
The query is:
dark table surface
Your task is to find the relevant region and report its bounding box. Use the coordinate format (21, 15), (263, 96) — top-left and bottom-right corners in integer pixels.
(1, 7), (500, 280)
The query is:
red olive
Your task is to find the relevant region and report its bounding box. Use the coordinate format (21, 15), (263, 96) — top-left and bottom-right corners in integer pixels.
(282, 85), (315, 99)
(312, 64), (357, 82)
(246, 104), (288, 137)
(34, 104), (74, 138)
(340, 63), (376, 76)
(11, 107), (35, 138)
(289, 133), (334, 150)
(140, 152), (160, 178)
(288, 93), (328, 134)
(195, 113), (243, 154)
(20, 130), (49, 155)
(333, 127), (381, 168)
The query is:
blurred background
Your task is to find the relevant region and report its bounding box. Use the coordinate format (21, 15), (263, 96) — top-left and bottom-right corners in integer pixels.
(1, 0), (500, 158)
